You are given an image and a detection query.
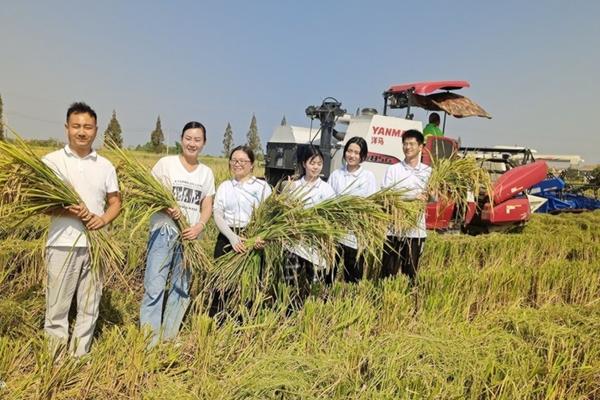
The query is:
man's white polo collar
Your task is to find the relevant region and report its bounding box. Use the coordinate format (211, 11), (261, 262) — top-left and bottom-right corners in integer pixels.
(64, 145), (98, 160)
(401, 160), (426, 171)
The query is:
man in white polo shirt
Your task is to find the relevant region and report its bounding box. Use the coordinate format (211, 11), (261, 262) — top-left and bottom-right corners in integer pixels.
(381, 129), (431, 284)
(42, 102), (121, 357)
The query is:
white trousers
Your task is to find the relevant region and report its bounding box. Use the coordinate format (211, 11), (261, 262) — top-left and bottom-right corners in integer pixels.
(44, 246), (103, 357)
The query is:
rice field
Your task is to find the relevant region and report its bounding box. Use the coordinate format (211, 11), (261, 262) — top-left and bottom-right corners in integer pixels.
(0, 151), (599, 399)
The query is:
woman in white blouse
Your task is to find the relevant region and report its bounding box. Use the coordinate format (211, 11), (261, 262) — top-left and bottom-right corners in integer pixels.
(328, 137), (377, 282)
(213, 145), (272, 258)
(287, 146), (335, 292)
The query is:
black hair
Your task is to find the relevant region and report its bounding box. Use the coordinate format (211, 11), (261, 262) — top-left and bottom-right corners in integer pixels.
(429, 112), (440, 124)
(402, 129), (425, 145)
(344, 136), (368, 162)
(66, 102), (97, 123)
(181, 121), (207, 142)
(298, 145), (324, 177)
(229, 145), (255, 164)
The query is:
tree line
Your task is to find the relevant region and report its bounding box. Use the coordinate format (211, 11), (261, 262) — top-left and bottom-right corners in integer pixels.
(104, 109), (265, 157)
(0, 93), (266, 157)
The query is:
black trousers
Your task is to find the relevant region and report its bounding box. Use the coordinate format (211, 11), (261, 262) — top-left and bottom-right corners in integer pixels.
(381, 236), (425, 283)
(211, 230), (246, 316)
(337, 244), (365, 283)
(214, 232), (234, 258)
(284, 252), (315, 298)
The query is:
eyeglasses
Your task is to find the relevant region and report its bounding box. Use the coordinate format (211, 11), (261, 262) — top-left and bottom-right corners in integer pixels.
(229, 159), (252, 165)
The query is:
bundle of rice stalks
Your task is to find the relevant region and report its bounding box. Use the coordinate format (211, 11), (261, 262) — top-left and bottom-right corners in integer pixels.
(0, 207), (49, 241)
(426, 154), (493, 216)
(210, 184), (348, 310)
(211, 183), (417, 311)
(308, 192), (389, 272)
(0, 131), (123, 275)
(106, 142), (212, 276)
(368, 186), (425, 236)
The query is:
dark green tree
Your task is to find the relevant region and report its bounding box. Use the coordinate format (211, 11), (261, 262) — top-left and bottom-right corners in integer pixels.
(223, 122), (234, 157)
(103, 110), (123, 148)
(0, 93), (5, 141)
(246, 114), (262, 158)
(150, 116), (166, 153)
(280, 115), (287, 126)
(589, 166), (600, 186)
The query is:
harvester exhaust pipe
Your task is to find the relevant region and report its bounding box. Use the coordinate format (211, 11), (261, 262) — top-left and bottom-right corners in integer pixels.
(305, 97), (346, 178)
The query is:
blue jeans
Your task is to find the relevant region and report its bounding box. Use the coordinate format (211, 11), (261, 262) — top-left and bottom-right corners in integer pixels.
(140, 225), (191, 346)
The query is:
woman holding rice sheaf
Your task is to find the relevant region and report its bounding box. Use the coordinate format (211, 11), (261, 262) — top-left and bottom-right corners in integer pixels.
(213, 145), (272, 258)
(286, 146), (336, 292)
(328, 136), (378, 282)
(140, 121), (215, 347)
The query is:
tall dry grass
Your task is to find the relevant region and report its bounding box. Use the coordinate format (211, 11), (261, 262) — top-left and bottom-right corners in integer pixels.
(1, 211), (597, 399)
(0, 147), (598, 399)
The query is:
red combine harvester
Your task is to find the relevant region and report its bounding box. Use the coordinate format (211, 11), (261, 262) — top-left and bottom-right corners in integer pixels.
(265, 81), (548, 233)
(383, 81), (548, 232)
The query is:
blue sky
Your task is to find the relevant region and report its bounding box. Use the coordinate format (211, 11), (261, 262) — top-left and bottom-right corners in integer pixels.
(1, 1), (599, 163)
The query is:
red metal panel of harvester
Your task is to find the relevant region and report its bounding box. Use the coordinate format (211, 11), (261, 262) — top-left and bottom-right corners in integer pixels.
(426, 202), (455, 229)
(481, 197), (531, 223)
(492, 161), (548, 205)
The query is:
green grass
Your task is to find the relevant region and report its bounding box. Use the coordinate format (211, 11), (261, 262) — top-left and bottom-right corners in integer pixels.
(0, 151), (598, 399)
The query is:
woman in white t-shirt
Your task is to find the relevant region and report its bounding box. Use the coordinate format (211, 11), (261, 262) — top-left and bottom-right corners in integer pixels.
(140, 121), (215, 346)
(286, 146), (335, 294)
(328, 136), (377, 283)
(213, 145), (272, 257)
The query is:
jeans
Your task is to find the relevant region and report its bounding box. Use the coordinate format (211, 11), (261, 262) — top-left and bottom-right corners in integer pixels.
(140, 225), (191, 346)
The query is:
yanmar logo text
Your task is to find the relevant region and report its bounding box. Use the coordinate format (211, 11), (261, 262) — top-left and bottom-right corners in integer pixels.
(372, 126), (404, 137)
